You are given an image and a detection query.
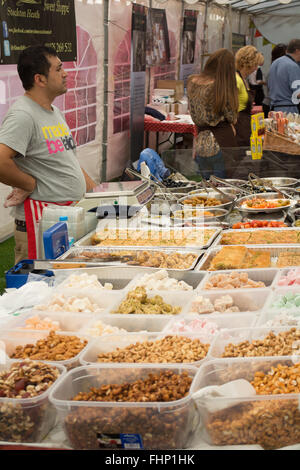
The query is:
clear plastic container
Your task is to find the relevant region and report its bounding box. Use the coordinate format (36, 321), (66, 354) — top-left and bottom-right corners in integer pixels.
(262, 286), (300, 314)
(187, 288), (271, 315)
(198, 268), (279, 290)
(79, 332), (211, 367)
(208, 326), (300, 359)
(33, 287), (123, 314)
(4, 311), (95, 333)
(108, 289), (193, 316)
(49, 364), (199, 449)
(0, 360), (66, 443)
(273, 267), (300, 288)
(191, 356), (300, 449)
(41, 206), (86, 241)
(0, 329), (92, 370)
(80, 314), (173, 336)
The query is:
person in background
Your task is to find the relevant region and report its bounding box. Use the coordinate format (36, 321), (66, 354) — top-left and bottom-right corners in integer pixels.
(0, 45), (97, 263)
(235, 45), (261, 146)
(262, 43), (287, 118)
(248, 53), (266, 107)
(268, 38), (300, 114)
(187, 48), (239, 180)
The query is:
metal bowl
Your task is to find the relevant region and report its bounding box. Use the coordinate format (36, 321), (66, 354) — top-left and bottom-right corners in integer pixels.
(236, 192), (295, 214)
(171, 207), (229, 224)
(247, 177), (299, 189)
(213, 178), (248, 188)
(178, 191), (236, 212)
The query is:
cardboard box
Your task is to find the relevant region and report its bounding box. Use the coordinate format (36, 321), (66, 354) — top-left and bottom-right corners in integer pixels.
(157, 80), (184, 101)
(251, 112), (265, 137)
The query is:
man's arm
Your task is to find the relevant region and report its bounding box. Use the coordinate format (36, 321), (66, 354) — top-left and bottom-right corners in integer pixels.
(81, 167), (97, 192)
(0, 143), (36, 192)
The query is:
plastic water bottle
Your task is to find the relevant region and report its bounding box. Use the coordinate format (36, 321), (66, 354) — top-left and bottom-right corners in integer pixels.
(59, 216), (75, 247)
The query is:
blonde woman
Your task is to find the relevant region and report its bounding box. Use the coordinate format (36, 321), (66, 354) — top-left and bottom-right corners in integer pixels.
(235, 45), (260, 146)
(187, 48), (239, 179)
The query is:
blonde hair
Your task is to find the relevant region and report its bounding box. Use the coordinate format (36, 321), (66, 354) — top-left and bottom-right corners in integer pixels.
(235, 45), (260, 74)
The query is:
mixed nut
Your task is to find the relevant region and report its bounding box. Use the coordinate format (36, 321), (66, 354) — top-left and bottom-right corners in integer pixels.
(64, 370), (194, 449)
(96, 335), (210, 364)
(0, 360), (61, 442)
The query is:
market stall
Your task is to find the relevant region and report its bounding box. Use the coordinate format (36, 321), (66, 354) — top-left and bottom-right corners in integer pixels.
(1, 169), (300, 451)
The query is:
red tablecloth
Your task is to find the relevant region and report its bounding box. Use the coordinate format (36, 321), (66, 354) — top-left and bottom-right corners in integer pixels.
(144, 118), (198, 137)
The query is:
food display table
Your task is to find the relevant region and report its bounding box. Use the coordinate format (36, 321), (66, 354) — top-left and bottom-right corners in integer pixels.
(2, 175), (300, 452)
(144, 116), (198, 152)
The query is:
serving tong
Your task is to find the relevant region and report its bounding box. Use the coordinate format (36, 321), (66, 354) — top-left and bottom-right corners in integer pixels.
(248, 173), (293, 200)
(209, 175), (252, 197)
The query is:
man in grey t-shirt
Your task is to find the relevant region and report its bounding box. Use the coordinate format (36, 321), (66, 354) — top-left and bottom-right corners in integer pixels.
(0, 45), (96, 262)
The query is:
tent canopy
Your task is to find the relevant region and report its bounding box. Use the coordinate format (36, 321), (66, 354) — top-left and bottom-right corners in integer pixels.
(228, 0), (300, 15)
(224, 0), (300, 44)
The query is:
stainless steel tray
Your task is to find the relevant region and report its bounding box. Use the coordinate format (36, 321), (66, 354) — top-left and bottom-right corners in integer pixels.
(51, 266), (207, 289)
(195, 244), (300, 271)
(235, 192), (296, 214)
(57, 246), (206, 271)
(74, 226), (221, 250)
(213, 227), (300, 246)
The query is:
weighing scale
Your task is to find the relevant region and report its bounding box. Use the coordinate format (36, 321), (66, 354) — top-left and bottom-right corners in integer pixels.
(76, 180), (156, 218)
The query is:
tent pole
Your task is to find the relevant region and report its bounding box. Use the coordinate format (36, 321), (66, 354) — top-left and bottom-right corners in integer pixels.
(201, 0), (209, 70)
(102, 0), (109, 181)
(178, 0), (185, 80)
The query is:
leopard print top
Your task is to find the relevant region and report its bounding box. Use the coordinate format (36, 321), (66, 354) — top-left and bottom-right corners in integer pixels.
(187, 78), (237, 157)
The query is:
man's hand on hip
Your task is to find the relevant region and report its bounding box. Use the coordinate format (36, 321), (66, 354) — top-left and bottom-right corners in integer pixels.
(4, 187), (32, 208)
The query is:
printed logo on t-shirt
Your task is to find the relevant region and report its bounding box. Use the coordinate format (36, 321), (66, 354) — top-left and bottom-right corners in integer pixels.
(41, 123), (76, 154)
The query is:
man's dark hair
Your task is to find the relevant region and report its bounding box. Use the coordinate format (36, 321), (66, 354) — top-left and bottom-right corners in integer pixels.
(17, 45), (58, 90)
(287, 39), (300, 54)
(271, 43), (287, 62)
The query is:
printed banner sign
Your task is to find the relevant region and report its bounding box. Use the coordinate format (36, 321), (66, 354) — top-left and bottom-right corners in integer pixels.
(146, 8), (170, 66)
(130, 3), (147, 161)
(0, 0), (77, 64)
(180, 10), (198, 87)
(232, 33), (246, 55)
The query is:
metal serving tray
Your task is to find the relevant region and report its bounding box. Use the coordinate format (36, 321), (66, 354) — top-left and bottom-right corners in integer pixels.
(235, 192), (296, 214)
(213, 227), (300, 247)
(195, 245), (300, 271)
(74, 227), (221, 251)
(56, 246), (205, 271)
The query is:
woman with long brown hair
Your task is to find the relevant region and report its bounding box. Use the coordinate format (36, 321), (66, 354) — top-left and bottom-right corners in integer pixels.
(187, 48), (239, 179)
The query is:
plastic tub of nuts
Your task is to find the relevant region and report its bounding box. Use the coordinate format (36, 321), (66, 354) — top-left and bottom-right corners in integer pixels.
(208, 326), (300, 359)
(49, 363), (199, 449)
(191, 356), (300, 449)
(79, 332), (211, 367)
(0, 329), (91, 370)
(0, 359), (66, 443)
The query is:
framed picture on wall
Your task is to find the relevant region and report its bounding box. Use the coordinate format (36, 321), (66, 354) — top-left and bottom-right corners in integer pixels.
(232, 33), (246, 55)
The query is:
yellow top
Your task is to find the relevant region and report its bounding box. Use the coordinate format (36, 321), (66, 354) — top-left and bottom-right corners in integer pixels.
(236, 73), (249, 112)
